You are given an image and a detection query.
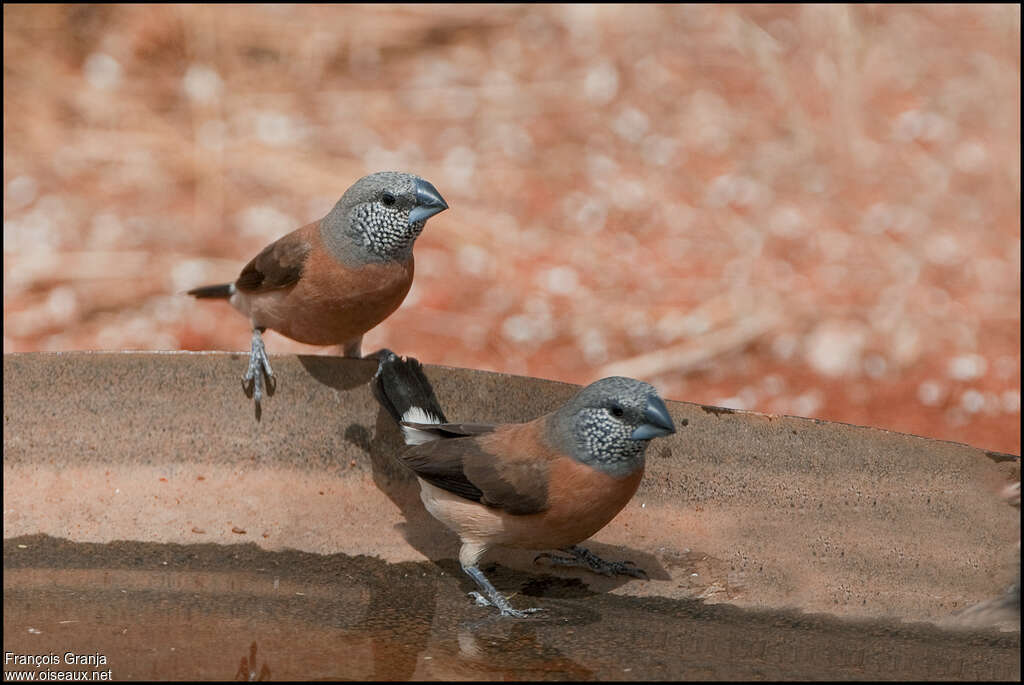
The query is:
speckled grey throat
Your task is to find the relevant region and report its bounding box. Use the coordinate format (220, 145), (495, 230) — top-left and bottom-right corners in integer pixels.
(320, 171), (447, 265)
(547, 376), (676, 478)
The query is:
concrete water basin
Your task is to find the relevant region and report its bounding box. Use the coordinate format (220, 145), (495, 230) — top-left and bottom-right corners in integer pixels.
(3, 352), (1020, 680)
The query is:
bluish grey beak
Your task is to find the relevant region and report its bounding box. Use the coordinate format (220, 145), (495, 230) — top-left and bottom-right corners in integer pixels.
(408, 179), (448, 225)
(630, 395), (676, 440)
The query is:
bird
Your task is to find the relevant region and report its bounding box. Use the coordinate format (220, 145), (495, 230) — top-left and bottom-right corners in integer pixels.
(188, 171), (448, 416)
(371, 349), (680, 618)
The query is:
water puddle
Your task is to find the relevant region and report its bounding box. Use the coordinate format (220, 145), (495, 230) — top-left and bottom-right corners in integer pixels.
(3, 535), (1019, 680)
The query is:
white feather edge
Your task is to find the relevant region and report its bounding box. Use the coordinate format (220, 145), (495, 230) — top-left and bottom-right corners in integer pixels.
(400, 406), (444, 445)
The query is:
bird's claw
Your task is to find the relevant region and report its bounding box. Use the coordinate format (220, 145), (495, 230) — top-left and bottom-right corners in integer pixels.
(534, 551), (578, 567)
(536, 546), (647, 579)
(603, 560), (648, 579)
(242, 329), (274, 417)
(467, 591), (542, 618)
(501, 607), (543, 618)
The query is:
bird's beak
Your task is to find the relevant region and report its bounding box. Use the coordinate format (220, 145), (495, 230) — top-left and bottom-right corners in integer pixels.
(409, 179), (449, 225)
(630, 395), (676, 440)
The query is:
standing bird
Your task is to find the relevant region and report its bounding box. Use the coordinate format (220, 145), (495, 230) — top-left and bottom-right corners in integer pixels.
(188, 172), (447, 416)
(371, 350), (679, 617)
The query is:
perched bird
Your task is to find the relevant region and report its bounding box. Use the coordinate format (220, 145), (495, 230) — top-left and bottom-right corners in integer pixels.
(371, 350), (680, 618)
(188, 172), (447, 415)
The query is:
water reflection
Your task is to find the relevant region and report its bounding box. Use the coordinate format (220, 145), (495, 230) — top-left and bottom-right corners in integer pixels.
(3, 535), (1018, 680)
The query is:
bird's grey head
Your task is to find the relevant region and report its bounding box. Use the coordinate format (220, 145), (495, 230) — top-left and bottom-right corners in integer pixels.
(548, 376), (677, 478)
(322, 171), (448, 264)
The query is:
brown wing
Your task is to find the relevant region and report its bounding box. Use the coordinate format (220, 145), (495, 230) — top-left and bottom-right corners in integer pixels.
(235, 227), (313, 293)
(400, 424), (551, 516)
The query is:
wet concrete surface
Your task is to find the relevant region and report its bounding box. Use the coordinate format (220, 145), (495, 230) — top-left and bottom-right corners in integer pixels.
(3, 352), (1021, 680)
(4, 535), (1019, 681)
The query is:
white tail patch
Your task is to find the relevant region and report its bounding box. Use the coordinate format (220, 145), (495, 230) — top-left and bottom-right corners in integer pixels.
(400, 406), (444, 445)
(402, 406), (443, 425)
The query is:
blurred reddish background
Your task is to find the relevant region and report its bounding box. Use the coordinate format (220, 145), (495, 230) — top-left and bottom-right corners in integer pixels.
(3, 5), (1020, 453)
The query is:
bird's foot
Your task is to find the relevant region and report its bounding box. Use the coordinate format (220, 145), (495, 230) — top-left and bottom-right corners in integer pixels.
(469, 591), (491, 608)
(535, 545), (648, 579)
(467, 592), (542, 619)
(464, 565), (541, 618)
(242, 328), (274, 417)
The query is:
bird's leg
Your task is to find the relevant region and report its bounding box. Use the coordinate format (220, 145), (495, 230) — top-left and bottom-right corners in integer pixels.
(535, 545), (647, 579)
(462, 565), (542, 619)
(242, 327), (274, 412)
(339, 335), (363, 358)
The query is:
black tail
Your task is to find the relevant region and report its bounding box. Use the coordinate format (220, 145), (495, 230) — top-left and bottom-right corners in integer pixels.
(371, 349), (448, 425)
(187, 283), (234, 299)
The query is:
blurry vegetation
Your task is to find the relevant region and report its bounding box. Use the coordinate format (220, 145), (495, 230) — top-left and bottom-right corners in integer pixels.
(3, 4), (1020, 452)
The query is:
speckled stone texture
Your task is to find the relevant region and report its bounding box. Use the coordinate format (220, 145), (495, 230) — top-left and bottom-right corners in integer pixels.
(3, 351), (1020, 628)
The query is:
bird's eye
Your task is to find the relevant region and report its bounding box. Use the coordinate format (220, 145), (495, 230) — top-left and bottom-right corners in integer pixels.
(381, 192), (396, 207)
(609, 405), (625, 418)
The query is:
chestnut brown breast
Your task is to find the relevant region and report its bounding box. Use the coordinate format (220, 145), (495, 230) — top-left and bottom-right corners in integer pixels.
(236, 222), (414, 346)
(452, 419), (645, 550)
(494, 455), (644, 550)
